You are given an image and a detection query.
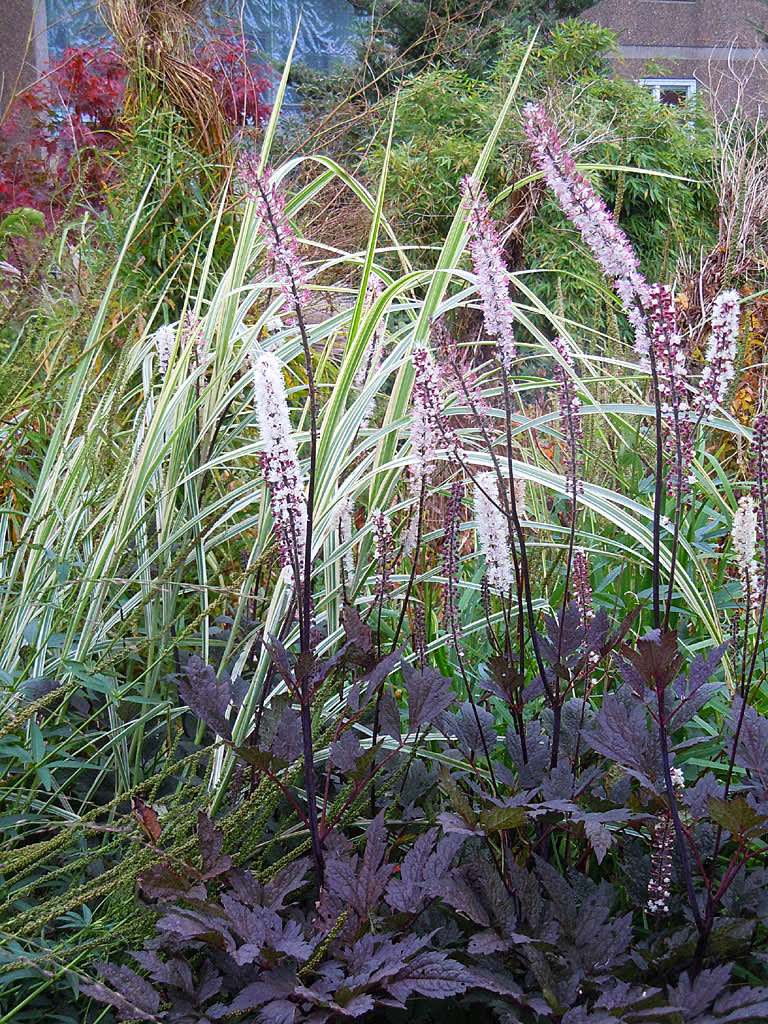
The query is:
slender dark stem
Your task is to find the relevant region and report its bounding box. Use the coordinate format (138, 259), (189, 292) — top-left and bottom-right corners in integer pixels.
(256, 176), (323, 883)
(648, 345), (664, 631)
(656, 694), (703, 935)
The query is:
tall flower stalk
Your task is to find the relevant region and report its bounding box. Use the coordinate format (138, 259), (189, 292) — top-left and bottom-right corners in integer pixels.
(241, 161), (324, 883)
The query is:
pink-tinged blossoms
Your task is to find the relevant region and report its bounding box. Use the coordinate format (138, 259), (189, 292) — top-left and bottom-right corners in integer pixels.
(700, 290), (740, 416)
(252, 352), (307, 587)
(646, 284), (698, 494)
(239, 158), (310, 323)
(461, 175), (517, 369)
(551, 336), (584, 494)
(474, 472), (515, 592)
(523, 103), (652, 357)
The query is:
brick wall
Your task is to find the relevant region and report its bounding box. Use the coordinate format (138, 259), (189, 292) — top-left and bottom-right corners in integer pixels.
(581, 0), (768, 112)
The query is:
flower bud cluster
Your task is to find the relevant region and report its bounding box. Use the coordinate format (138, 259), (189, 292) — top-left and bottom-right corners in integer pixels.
(572, 547), (593, 629)
(646, 284), (698, 494)
(646, 768), (685, 916)
(442, 480), (465, 642)
(371, 509), (394, 601)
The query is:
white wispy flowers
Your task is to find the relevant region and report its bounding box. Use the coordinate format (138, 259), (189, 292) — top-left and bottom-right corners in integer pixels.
(252, 352), (307, 587)
(153, 324), (176, 374)
(732, 494), (761, 610)
(474, 472), (514, 592)
(701, 290), (740, 415)
(329, 494), (355, 584)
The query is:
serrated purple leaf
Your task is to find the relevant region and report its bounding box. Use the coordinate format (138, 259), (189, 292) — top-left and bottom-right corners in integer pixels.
(257, 1000), (297, 1024)
(229, 967), (297, 1012)
(178, 656), (232, 740)
(728, 699), (768, 793)
(453, 700), (498, 755)
(271, 705), (303, 763)
(330, 730), (364, 772)
(130, 950), (194, 994)
(584, 694), (661, 790)
(90, 964), (160, 1018)
(137, 863), (206, 904)
(384, 951), (469, 1003)
(402, 660), (453, 731)
(360, 650), (401, 706)
(263, 857), (311, 910)
(378, 688), (401, 742)
(197, 813), (232, 877)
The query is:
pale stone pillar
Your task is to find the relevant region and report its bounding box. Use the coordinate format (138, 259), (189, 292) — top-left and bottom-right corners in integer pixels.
(0, 0), (48, 113)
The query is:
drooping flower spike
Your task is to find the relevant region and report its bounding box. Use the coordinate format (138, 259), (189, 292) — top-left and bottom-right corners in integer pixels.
(523, 103), (652, 358)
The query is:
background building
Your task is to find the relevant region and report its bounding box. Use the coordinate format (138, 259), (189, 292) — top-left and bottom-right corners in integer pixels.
(581, 0), (768, 112)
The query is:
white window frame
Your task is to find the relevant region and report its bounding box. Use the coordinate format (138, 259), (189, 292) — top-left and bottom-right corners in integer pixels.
(640, 77), (697, 103)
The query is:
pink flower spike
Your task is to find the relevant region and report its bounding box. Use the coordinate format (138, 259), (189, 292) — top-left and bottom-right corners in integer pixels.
(700, 290), (740, 416)
(551, 336), (584, 494)
(460, 175), (517, 369)
(239, 158), (310, 323)
(252, 352), (307, 587)
(523, 103), (652, 357)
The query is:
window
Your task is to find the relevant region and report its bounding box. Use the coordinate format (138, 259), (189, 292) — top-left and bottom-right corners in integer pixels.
(640, 78), (697, 105)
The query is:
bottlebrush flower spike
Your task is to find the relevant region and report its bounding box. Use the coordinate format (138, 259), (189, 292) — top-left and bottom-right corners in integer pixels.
(700, 290), (740, 416)
(239, 158), (310, 323)
(732, 494), (761, 611)
(460, 175), (517, 369)
(647, 284), (697, 495)
(252, 352), (307, 587)
(153, 324), (175, 374)
(473, 472), (514, 593)
(523, 103), (652, 357)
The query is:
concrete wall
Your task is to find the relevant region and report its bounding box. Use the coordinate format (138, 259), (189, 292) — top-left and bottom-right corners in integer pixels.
(581, 0), (768, 112)
(0, 0), (48, 113)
